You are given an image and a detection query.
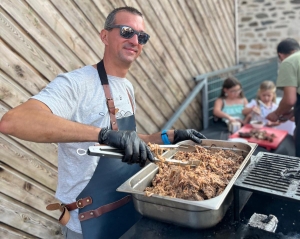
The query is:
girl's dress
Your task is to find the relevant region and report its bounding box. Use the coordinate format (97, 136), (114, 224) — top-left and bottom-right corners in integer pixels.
(246, 99), (295, 135)
(222, 98), (245, 123)
(246, 99), (277, 124)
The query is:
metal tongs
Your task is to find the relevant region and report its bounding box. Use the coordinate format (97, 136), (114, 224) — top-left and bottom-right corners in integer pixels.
(280, 167), (300, 180)
(87, 144), (198, 166)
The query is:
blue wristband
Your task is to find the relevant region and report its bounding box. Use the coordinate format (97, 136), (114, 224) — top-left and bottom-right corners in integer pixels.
(161, 130), (171, 145)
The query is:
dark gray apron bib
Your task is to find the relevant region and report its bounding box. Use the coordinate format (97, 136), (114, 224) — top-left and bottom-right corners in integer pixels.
(294, 93), (300, 157)
(76, 61), (141, 239)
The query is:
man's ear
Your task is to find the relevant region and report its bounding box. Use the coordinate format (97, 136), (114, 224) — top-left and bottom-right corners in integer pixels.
(100, 29), (109, 45)
(278, 53), (284, 61)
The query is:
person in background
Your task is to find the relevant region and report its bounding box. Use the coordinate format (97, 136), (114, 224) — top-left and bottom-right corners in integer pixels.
(213, 77), (249, 132)
(0, 6), (206, 239)
(266, 38), (300, 157)
(242, 81), (279, 126)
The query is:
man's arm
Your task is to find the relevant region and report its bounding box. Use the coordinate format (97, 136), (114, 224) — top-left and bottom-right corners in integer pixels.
(139, 131), (174, 144)
(274, 87), (296, 115)
(0, 99), (100, 143)
(139, 129), (206, 145)
(213, 98), (235, 121)
(266, 87), (297, 122)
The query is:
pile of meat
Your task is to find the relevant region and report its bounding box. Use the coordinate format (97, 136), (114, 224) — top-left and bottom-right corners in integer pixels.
(145, 145), (244, 201)
(239, 129), (276, 142)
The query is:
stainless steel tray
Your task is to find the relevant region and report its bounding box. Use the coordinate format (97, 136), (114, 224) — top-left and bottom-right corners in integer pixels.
(117, 139), (257, 229)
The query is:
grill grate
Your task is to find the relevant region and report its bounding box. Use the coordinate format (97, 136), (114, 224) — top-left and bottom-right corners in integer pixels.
(234, 152), (300, 201)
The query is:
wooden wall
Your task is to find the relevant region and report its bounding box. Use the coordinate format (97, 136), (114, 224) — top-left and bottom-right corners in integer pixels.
(0, 0), (236, 237)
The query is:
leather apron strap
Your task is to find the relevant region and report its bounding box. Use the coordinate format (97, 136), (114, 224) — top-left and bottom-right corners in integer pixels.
(75, 60), (141, 239)
(97, 60), (136, 131)
(45, 60), (139, 237)
(97, 60), (119, 130)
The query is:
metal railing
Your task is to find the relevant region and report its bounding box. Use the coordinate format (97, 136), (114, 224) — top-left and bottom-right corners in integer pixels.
(163, 57), (278, 130)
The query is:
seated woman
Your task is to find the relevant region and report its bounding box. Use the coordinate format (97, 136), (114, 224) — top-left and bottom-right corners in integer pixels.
(213, 77), (248, 132)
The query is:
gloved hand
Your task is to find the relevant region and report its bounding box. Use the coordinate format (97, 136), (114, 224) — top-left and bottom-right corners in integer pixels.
(98, 128), (154, 167)
(173, 129), (206, 144)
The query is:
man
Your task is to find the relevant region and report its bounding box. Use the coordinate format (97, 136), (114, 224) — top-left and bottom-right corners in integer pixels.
(266, 38), (300, 157)
(0, 6), (205, 239)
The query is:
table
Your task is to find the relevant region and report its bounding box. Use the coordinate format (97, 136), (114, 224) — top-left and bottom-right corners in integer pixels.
(120, 154), (300, 238)
(120, 124), (298, 238)
(200, 122), (295, 157)
(229, 124), (288, 151)
(120, 193), (299, 239)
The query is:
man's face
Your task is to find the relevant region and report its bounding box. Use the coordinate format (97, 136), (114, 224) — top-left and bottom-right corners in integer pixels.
(104, 11), (146, 65)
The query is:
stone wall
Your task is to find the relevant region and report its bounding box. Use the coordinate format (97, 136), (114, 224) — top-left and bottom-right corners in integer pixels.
(238, 0), (300, 62)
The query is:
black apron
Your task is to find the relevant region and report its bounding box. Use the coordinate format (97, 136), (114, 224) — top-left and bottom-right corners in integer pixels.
(294, 93), (300, 157)
(76, 61), (142, 239)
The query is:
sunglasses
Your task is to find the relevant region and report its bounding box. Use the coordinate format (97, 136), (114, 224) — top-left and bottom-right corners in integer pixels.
(109, 25), (150, 45)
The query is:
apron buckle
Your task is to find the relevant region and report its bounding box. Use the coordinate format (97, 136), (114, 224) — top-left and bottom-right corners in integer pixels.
(76, 198), (85, 209)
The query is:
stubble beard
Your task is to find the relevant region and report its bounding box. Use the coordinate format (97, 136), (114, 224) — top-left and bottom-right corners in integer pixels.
(118, 50), (137, 67)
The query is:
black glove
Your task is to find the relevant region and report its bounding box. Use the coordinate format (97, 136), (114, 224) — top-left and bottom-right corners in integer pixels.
(173, 129), (206, 144)
(98, 128), (154, 167)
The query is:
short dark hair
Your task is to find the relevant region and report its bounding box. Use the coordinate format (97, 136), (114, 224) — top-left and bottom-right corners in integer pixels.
(277, 38), (300, 54)
(104, 6), (143, 30)
(219, 76), (245, 98)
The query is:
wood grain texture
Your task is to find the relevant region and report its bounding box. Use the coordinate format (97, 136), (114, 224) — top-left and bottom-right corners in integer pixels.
(0, 71), (31, 107)
(0, 163), (59, 218)
(1, 42), (48, 95)
(0, 8), (63, 81)
(0, 223), (37, 239)
(2, 0), (84, 72)
(0, 193), (62, 239)
(0, 135), (58, 191)
(26, 0), (99, 65)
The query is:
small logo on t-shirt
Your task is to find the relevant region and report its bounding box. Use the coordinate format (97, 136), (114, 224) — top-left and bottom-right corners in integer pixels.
(116, 110), (132, 119)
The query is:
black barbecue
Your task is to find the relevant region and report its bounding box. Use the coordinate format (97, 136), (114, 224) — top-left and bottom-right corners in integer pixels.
(234, 152), (300, 220)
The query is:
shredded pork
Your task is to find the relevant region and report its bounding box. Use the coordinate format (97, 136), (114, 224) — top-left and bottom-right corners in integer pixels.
(145, 144), (244, 201)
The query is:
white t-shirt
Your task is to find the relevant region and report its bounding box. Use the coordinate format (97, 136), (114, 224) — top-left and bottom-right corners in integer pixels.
(246, 99), (277, 124)
(246, 99), (295, 135)
(32, 65), (135, 233)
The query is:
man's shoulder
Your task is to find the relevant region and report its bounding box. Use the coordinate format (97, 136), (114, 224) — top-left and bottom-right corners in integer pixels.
(56, 65), (97, 86)
(279, 51), (299, 73)
(277, 51), (299, 87)
(283, 51), (300, 65)
(64, 65), (95, 77)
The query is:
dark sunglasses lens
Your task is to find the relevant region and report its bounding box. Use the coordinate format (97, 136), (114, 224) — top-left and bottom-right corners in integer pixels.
(119, 26), (149, 44)
(138, 33), (149, 45)
(120, 26), (134, 39)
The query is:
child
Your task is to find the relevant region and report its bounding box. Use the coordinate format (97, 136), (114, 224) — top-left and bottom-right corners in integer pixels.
(213, 77), (248, 132)
(242, 81), (279, 126)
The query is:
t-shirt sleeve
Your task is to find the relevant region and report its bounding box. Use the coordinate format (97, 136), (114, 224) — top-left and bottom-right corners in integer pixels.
(246, 99), (257, 108)
(31, 74), (79, 120)
(276, 62), (298, 89)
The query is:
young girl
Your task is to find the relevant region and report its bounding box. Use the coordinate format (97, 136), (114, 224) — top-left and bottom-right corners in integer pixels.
(213, 77), (248, 127)
(242, 81), (279, 126)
